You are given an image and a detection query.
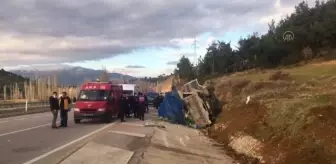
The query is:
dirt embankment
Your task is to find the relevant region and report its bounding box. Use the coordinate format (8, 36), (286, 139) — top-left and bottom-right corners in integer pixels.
(206, 63), (336, 164)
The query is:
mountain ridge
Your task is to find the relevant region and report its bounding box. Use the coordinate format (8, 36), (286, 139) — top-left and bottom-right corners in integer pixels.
(11, 66), (136, 86)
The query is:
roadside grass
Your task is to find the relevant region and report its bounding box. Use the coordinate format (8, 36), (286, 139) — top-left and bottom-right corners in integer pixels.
(208, 61), (336, 163)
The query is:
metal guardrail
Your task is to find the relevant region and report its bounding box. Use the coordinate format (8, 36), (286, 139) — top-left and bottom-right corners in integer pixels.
(0, 105), (50, 118)
(1, 105), (50, 111)
(0, 103), (76, 118)
(0, 102), (49, 111)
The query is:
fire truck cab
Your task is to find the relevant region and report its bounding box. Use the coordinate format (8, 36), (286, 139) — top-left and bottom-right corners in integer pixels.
(73, 82), (123, 123)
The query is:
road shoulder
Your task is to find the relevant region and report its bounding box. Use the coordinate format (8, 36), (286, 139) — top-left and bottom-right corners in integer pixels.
(24, 118), (235, 164)
(142, 121), (235, 164)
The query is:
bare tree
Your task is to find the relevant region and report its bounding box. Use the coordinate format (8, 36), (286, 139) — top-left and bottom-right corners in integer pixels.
(3, 85), (6, 100)
(100, 66), (109, 82)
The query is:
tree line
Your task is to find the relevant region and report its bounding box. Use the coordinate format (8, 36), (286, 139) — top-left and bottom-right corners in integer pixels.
(130, 74), (172, 84)
(174, 0), (336, 81)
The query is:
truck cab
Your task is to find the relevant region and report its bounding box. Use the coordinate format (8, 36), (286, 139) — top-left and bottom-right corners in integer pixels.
(73, 82), (122, 123)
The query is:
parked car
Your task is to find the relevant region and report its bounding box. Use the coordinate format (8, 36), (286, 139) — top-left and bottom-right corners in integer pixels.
(146, 92), (159, 105)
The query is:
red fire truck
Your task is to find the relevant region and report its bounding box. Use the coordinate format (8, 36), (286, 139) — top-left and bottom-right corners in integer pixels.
(73, 81), (123, 123)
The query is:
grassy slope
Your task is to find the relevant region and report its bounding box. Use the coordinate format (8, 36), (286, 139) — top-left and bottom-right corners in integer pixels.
(208, 61), (336, 164)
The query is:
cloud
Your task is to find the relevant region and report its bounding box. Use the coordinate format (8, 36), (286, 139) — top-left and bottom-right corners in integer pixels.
(111, 67), (171, 77)
(125, 65), (146, 68)
(259, 0), (316, 24)
(111, 68), (140, 75)
(166, 61), (179, 65)
(170, 38), (195, 47)
(0, 0), (314, 66)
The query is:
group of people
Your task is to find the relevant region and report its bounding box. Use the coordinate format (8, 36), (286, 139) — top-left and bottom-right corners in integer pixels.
(119, 92), (149, 122)
(49, 91), (72, 129)
(48, 91), (151, 128)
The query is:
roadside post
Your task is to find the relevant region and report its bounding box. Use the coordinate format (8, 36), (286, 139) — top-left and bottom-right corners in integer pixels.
(25, 99), (28, 113)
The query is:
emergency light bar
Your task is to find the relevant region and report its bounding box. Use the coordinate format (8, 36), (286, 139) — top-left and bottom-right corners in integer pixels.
(87, 81), (112, 84)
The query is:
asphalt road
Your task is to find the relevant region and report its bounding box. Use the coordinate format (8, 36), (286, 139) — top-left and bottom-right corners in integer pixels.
(0, 109), (156, 164)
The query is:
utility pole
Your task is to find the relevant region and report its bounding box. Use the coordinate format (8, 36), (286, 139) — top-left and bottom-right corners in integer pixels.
(191, 38), (199, 65)
(191, 38), (200, 75)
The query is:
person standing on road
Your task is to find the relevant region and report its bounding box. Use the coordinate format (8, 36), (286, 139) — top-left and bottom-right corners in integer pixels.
(138, 93), (146, 121)
(119, 95), (126, 122)
(158, 94), (164, 109)
(49, 92), (59, 129)
(144, 94), (149, 113)
(133, 95), (139, 118)
(128, 95), (135, 118)
(125, 96), (131, 118)
(59, 92), (71, 127)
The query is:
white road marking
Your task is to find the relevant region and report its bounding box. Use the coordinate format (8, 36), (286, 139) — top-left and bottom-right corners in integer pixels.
(108, 130), (146, 138)
(0, 123), (51, 137)
(179, 137), (187, 147)
(23, 123), (115, 164)
(121, 122), (144, 127)
(0, 120), (8, 124)
(60, 142), (134, 164)
(15, 118), (26, 120)
(0, 113), (51, 122)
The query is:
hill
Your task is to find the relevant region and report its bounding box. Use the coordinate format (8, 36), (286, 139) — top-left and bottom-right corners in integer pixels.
(169, 0), (336, 163)
(0, 69), (27, 87)
(11, 66), (135, 86)
(205, 61), (336, 163)
(0, 69), (28, 100)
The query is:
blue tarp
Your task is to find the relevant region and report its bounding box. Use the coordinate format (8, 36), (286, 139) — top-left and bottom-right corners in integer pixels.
(158, 89), (185, 125)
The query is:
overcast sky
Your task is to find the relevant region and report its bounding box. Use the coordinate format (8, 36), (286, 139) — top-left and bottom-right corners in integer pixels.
(0, 0), (315, 77)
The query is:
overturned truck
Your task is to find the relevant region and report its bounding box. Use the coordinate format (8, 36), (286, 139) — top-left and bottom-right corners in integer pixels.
(158, 79), (221, 128)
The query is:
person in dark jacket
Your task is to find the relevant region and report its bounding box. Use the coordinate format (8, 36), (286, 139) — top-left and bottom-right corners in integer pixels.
(49, 91), (59, 129)
(72, 97), (77, 103)
(137, 93), (146, 121)
(154, 95), (163, 109)
(125, 96), (131, 118)
(152, 96), (156, 109)
(133, 95), (139, 118)
(119, 95), (127, 122)
(59, 92), (71, 127)
(144, 94), (149, 113)
(128, 95), (136, 118)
